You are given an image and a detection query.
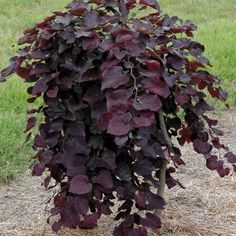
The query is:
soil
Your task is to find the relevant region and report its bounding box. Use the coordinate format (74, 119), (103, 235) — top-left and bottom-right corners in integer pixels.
(0, 111), (236, 236)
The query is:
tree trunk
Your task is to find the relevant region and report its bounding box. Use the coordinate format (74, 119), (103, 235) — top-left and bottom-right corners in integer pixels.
(154, 112), (172, 218)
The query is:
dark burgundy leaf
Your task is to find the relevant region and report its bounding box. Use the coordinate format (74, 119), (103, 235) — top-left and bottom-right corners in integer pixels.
(106, 89), (132, 110)
(143, 142), (163, 158)
(82, 36), (100, 50)
(115, 135), (129, 146)
(179, 127), (192, 144)
(142, 79), (171, 98)
(133, 94), (162, 111)
(74, 136), (91, 155)
(140, 60), (162, 79)
(118, 199), (134, 211)
(225, 152), (236, 164)
(134, 192), (146, 208)
(43, 176), (51, 189)
(126, 0), (136, 10)
(69, 7), (87, 16)
(116, 33), (134, 44)
(67, 196), (89, 215)
(202, 115), (218, 127)
(134, 159), (156, 176)
(80, 68), (100, 82)
(32, 78), (48, 95)
(233, 165), (236, 172)
(24, 117), (36, 133)
(96, 150), (117, 170)
(83, 11), (99, 28)
(16, 67), (31, 79)
(60, 154), (87, 177)
(133, 19), (154, 34)
(140, 213), (161, 230)
(140, 0), (160, 10)
(107, 112), (132, 136)
(61, 28), (76, 44)
(113, 224), (126, 236)
(217, 164), (230, 178)
(96, 108), (109, 131)
(60, 207), (80, 228)
(101, 59), (121, 72)
(211, 127), (224, 136)
(32, 162), (45, 176)
(171, 153), (185, 165)
(0, 56), (17, 80)
(46, 86), (58, 98)
(52, 221), (62, 233)
(193, 138), (212, 154)
(39, 150), (53, 164)
(89, 135), (104, 149)
(80, 212), (101, 229)
(212, 137), (227, 150)
(101, 66), (129, 90)
(83, 85), (102, 106)
(45, 132), (60, 148)
(66, 121), (85, 137)
(69, 175), (93, 195)
(116, 162), (131, 181)
(93, 170), (113, 189)
(30, 64), (49, 76)
(175, 90), (189, 105)
(30, 48), (46, 59)
(68, 1), (88, 16)
(34, 134), (46, 148)
(163, 72), (176, 87)
(18, 33), (37, 45)
(179, 73), (191, 83)
(55, 15), (73, 27)
(114, 210), (131, 221)
(146, 193), (165, 211)
(133, 111), (155, 128)
(166, 175), (178, 189)
(100, 38), (116, 51)
(192, 99), (214, 116)
(206, 155), (218, 170)
(167, 54), (184, 70)
(100, 202), (113, 215)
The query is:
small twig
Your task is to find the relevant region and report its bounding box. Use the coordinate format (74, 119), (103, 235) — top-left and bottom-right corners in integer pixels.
(130, 67), (139, 99)
(118, 0), (128, 24)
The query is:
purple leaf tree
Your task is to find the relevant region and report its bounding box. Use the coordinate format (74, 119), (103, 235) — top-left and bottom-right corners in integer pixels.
(1, 0), (235, 235)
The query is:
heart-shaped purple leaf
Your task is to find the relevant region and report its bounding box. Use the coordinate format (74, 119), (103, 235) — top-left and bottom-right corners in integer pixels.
(101, 66), (129, 90)
(69, 175), (93, 195)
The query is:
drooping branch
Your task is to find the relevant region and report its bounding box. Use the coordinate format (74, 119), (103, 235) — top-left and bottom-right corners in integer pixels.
(118, 0), (128, 24)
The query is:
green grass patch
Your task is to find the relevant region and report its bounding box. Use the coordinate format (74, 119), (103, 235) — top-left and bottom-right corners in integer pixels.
(0, 0), (68, 182)
(0, 111), (34, 182)
(0, 0), (235, 181)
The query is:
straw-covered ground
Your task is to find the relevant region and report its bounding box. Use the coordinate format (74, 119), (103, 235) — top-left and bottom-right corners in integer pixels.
(0, 111), (236, 236)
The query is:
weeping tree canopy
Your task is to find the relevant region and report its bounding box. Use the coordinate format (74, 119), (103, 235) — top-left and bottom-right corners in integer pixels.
(1, 0), (235, 235)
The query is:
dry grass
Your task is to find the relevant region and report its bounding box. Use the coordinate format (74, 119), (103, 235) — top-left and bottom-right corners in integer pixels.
(0, 0), (236, 182)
